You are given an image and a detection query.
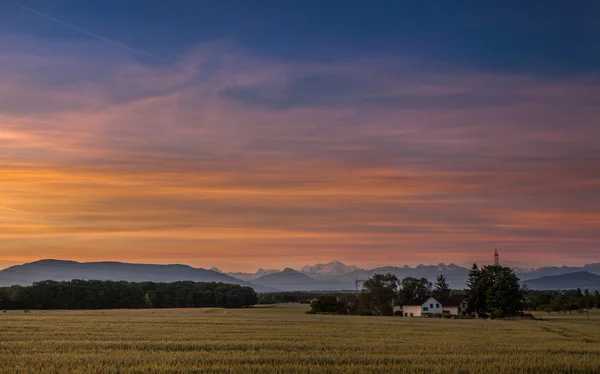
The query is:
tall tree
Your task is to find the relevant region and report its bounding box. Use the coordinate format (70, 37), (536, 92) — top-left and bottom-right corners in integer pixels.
(466, 263), (480, 290)
(482, 265), (526, 317)
(433, 275), (451, 296)
(361, 273), (399, 316)
(465, 263), (485, 315)
(466, 265), (526, 318)
(398, 277), (432, 306)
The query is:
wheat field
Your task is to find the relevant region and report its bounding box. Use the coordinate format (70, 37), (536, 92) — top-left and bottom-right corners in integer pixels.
(1, 305), (599, 373)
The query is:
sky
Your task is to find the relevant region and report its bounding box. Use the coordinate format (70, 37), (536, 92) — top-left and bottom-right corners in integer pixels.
(1, 0), (599, 272)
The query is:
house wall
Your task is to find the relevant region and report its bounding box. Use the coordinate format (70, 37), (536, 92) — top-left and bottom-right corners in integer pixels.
(403, 305), (421, 317)
(444, 306), (459, 315)
(442, 300), (468, 315)
(403, 298), (467, 317)
(421, 297), (443, 314)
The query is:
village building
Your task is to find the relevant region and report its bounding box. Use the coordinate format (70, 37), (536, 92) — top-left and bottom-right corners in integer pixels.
(401, 295), (467, 317)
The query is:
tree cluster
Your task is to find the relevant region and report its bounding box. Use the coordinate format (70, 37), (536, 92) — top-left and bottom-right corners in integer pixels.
(307, 265), (528, 318)
(527, 289), (600, 313)
(465, 264), (526, 318)
(0, 280), (258, 310)
(307, 273), (452, 316)
(257, 292), (350, 305)
(306, 294), (362, 315)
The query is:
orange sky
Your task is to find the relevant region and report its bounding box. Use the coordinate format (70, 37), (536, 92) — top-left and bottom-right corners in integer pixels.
(1, 36), (599, 271)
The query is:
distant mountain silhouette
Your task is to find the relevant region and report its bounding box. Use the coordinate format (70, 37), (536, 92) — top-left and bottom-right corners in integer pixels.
(227, 268), (280, 281)
(326, 263), (470, 290)
(0, 259), (273, 292)
(228, 261), (472, 289)
(517, 264), (600, 281)
(523, 271), (600, 290)
(251, 268), (321, 290)
(3, 259), (599, 292)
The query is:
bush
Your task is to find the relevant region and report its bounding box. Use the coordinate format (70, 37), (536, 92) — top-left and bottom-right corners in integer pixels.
(535, 304), (548, 312)
(490, 309), (504, 319)
(309, 295), (346, 314)
(393, 310), (403, 316)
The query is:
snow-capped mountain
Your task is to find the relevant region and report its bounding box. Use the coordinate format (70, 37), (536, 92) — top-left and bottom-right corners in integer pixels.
(300, 261), (361, 275)
(226, 268), (280, 281)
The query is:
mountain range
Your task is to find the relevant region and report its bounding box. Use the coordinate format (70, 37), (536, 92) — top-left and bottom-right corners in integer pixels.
(1, 259), (599, 292)
(0, 259), (271, 292)
(523, 271), (600, 291)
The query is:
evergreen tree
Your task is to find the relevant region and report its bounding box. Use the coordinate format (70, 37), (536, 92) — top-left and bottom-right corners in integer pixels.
(595, 290), (600, 308)
(481, 265), (526, 317)
(465, 263), (485, 315)
(466, 263), (480, 290)
(433, 275), (451, 296)
(466, 264), (526, 318)
(583, 289), (591, 310)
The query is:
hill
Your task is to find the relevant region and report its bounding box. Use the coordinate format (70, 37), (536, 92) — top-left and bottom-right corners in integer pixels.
(523, 271), (600, 290)
(0, 259), (271, 291)
(4, 259), (600, 291)
(251, 268), (321, 291)
(517, 264), (600, 281)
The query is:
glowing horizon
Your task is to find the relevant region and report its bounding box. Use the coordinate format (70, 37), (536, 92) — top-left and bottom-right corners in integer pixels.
(1, 2), (599, 272)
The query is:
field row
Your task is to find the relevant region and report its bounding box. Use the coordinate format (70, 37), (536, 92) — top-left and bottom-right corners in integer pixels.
(1, 307), (599, 373)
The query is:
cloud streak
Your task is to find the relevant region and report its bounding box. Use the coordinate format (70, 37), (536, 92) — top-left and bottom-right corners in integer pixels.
(14, 2), (163, 60)
(0, 36), (599, 271)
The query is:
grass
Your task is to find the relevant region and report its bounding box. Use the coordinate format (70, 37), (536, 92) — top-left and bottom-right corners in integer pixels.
(1, 305), (600, 373)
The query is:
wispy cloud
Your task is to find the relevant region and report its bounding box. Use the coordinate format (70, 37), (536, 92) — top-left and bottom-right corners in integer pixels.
(14, 2), (163, 60)
(0, 36), (599, 270)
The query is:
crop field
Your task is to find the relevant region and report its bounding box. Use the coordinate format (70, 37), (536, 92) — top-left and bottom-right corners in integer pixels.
(1, 305), (600, 373)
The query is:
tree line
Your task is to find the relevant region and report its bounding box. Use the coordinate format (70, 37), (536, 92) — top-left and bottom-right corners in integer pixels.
(309, 264), (528, 318)
(0, 280), (258, 309)
(528, 288), (600, 313)
(257, 292), (351, 305)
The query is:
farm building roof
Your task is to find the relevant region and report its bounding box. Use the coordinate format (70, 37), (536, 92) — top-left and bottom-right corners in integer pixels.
(403, 295), (466, 307)
(437, 295), (466, 307)
(403, 296), (433, 306)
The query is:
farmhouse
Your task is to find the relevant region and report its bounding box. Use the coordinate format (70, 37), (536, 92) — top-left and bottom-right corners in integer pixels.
(402, 295), (467, 317)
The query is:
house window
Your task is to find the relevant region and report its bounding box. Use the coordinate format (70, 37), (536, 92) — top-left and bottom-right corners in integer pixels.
(404, 313), (408, 317)
(430, 303), (434, 308)
(436, 303), (440, 308)
(410, 313), (413, 317)
(423, 307), (429, 311)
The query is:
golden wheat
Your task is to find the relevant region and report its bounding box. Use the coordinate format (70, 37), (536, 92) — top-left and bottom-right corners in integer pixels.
(1, 306), (599, 373)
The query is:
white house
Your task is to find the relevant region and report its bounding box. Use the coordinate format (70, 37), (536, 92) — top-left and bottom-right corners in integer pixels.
(402, 295), (467, 317)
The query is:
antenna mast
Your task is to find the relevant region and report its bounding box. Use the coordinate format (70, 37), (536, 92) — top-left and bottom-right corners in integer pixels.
(494, 248), (500, 266)
(355, 278), (365, 297)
